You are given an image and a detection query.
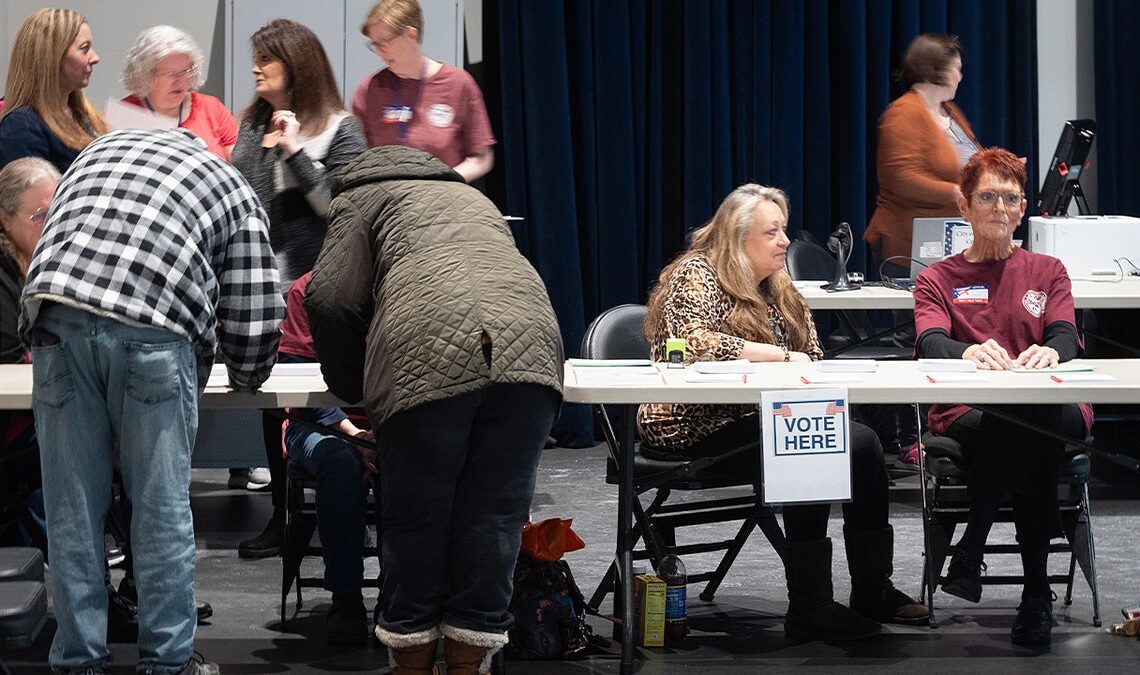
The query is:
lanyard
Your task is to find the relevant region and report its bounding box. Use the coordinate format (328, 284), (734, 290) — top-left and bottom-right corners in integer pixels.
(144, 97), (185, 127)
(392, 57), (428, 144)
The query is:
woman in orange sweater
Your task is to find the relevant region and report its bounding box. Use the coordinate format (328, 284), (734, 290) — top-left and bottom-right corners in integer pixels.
(865, 33), (981, 278)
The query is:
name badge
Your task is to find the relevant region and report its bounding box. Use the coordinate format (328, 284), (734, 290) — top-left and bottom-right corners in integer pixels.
(382, 106), (413, 123)
(952, 285), (989, 304)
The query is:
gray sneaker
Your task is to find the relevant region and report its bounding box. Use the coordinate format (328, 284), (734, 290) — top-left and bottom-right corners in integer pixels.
(178, 655), (221, 675)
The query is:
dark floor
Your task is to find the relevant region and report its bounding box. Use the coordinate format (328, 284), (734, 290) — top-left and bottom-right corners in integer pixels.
(5, 442), (1140, 673)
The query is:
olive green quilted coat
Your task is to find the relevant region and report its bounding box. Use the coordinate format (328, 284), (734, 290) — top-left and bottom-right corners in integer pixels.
(304, 146), (563, 426)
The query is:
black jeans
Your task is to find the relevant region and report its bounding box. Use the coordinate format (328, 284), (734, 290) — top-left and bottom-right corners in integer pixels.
(945, 404), (1086, 541)
(680, 416), (889, 541)
(373, 382), (560, 637)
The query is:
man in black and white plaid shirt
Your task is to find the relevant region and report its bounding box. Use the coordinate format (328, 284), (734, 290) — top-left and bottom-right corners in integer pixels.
(19, 129), (285, 675)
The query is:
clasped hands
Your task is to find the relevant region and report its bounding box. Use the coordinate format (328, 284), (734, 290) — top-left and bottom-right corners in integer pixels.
(260, 109), (301, 156)
(963, 339), (1058, 370)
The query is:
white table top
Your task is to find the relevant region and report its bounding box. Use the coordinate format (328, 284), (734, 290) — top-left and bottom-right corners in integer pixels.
(0, 362), (349, 410)
(563, 359), (1140, 405)
(795, 277), (1140, 310)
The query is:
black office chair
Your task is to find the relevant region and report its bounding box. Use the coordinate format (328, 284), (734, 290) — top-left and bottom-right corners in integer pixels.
(580, 304), (786, 613)
(918, 431), (1101, 628)
(785, 239), (911, 360)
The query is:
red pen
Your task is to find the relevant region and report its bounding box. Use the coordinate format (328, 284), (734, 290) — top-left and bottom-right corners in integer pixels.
(926, 375), (936, 383)
(742, 374), (748, 384)
(800, 376), (810, 384)
(1050, 375), (1062, 383)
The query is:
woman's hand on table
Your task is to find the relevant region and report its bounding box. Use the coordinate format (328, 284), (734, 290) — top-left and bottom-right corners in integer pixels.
(1014, 344), (1060, 370)
(962, 339), (1014, 370)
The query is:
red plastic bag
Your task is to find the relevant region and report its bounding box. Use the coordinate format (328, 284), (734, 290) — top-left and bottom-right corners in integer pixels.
(520, 518), (585, 562)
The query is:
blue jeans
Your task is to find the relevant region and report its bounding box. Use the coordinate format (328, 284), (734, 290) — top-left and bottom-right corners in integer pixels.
(31, 304), (198, 674)
(373, 382), (560, 638)
(284, 422), (367, 592)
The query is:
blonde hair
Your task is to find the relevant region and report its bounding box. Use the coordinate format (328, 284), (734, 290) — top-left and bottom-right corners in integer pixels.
(361, 0), (424, 43)
(0, 157), (60, 271)
(0, 8), (109, 150)
(645, 184), (811, 350)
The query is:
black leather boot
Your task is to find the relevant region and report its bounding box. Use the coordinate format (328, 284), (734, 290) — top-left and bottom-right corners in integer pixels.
(783, 538), (881, 641)
(844, 525), (929, 625)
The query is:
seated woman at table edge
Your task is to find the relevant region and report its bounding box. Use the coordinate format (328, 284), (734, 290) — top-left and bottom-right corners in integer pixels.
(638, 183), (928, 639)
(913, 147), (1092, 647)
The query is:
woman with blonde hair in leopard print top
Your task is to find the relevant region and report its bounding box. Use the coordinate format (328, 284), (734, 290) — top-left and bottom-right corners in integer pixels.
(638, 183), (927, 639)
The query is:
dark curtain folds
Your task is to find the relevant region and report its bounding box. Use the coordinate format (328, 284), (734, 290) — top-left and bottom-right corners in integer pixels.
(488, 1), (1037, 444)
(1094, 1), (1140, 217)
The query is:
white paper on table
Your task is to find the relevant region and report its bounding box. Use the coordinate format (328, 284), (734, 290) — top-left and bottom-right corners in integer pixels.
(105, 98), (178, 131)
(761, 388), (852, 505)
(800, 373), (866, 384)
(923, 372), (990, 383)
(693, 359), (757, 374)
(918, 358), (978, 373)
(270, 363), (323, 377)
(680, 372), (749, 383)
(573, 365), (663, 386)
(1048, 373), (1116, 383)
(567, 358), (654, 368)
(819, 360), (878, 373)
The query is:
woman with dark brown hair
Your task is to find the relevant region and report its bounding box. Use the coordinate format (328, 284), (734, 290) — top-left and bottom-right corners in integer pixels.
(231, 19), (367, 591)
(640, 184), (927, 640)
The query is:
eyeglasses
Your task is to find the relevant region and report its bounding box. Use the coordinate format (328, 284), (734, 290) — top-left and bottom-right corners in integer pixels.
(155, 65), (199, 81)
(365, 29), (402, 52)
(29, 208), (47, 226)
(973, 190), (1024, 208)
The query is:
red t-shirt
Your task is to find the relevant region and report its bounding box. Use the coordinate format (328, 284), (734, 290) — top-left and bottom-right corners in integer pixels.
(278, 272), (316, 359)
(121, 92), (237, 160)
(351, 62), (495, 167)
(913, 247), (1094, 435)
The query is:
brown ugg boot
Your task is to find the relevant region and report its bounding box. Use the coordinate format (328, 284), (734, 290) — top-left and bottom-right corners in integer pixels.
(376, 626), (441, 675)
(440, 624), (509, 675)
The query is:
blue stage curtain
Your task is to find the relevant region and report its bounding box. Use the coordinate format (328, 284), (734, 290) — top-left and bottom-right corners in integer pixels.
(1094, 1), (1140, 216)
(490, 1), (1036, 445)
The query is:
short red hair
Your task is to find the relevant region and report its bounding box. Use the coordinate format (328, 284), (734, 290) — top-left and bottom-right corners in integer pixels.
(960, 147), (1026, 198)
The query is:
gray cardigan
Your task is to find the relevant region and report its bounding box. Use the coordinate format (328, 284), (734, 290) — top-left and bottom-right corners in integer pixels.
(232, 114), (366, 287)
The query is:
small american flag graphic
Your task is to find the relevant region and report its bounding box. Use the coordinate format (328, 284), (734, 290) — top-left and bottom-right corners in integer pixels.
(825, 400), (845, 415)
(772, 403), (793, 417)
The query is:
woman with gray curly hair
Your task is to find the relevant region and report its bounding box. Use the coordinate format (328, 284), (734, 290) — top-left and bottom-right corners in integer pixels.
(121, 25), (237, 160)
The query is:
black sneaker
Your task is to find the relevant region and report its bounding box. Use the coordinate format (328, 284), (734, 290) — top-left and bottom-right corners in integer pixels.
(238, 518), (284, 559)
(941, 551), (985, 604)
(1011, 594), (1054, 646)
(118, 577), (213, 624)
(107, 585), (139, 643)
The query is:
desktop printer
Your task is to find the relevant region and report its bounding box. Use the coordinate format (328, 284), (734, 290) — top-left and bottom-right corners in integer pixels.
(1027, 215), (1140, 277)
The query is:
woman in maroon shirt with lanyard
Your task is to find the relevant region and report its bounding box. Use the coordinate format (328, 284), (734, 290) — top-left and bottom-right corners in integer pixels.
(913, 147), (1092, 646)
(352, 0), (496, 182)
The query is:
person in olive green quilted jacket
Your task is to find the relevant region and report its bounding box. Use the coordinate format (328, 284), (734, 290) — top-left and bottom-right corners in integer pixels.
(306, 145), (563, 674)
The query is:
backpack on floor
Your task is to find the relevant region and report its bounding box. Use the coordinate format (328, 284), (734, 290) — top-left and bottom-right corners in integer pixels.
(507, 553), (594, 659)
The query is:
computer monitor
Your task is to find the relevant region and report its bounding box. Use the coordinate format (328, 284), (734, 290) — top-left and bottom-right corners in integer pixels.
(1035, 119), (1096, 216)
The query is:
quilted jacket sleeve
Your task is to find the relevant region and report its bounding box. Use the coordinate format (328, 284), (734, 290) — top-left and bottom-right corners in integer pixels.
(304, 199), (375, 404)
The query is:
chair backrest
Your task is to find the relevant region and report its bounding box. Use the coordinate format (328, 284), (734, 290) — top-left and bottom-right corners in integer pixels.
(581, 304), (650, 360)
(785, 239), (836, 281)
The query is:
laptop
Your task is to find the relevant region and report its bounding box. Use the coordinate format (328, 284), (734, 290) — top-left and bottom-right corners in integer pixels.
(909, 218), (973, 278)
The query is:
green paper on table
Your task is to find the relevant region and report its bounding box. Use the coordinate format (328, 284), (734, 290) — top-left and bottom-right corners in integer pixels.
(1009, 362), (1095, 373)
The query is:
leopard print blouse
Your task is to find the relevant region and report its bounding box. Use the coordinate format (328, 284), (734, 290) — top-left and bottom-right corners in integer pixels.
(637, 252), (823, 450)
